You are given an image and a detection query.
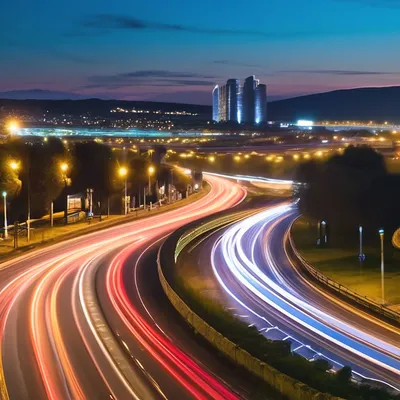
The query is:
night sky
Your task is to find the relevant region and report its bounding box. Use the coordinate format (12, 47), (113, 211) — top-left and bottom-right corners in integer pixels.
(2, 0), (400, 104)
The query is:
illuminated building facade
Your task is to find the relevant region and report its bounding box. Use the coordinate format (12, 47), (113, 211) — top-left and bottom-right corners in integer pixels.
(212, 85), (219, 122)
(254, 84), (267, 124)
(212, 75), (266, 125)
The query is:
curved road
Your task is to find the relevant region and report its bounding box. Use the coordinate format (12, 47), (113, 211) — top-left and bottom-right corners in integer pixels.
(0, 174), (248, 400)
(187, 202), (400, 392)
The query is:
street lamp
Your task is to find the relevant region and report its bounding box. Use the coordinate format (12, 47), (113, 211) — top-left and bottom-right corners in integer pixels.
(9, 160), (19, 171)
(2, 191), (8, 239)
(358, 225), (365, 262)
(60, 162), (69, 224)
(7, 121), (19, 135)
(379, 228), (385, 304)
(119, 167), (128, 215)
(8, 160), (29, 240)
(148, 166), (154, 195)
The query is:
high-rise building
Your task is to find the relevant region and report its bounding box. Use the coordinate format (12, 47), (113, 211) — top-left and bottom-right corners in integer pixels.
(242, 76), (257, 124)
(226, 79), (240, 122)
(254, 84), (267, 124)
(218, 84), (227, 121)
(212, 85), (219, 122)
(212, 75), (266, 125)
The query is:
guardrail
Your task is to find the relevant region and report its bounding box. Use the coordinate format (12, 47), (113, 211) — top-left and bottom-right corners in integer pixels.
(287, 218), (400, 325)
(158, 215), (342, 400)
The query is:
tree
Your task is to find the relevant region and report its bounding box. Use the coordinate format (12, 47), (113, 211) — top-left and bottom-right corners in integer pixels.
(335, 366), (352, 385)
(72, 142), (113, 202)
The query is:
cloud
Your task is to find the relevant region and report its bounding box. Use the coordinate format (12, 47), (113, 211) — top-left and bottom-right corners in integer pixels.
(80, 70), (216, 90)
(91, 70), (216, 80)
(80, 14), (294, 38)
(279, 69), (400, 76)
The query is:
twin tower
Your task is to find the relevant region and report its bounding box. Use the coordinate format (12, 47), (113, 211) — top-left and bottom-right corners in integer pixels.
(212, 76), (267, 125)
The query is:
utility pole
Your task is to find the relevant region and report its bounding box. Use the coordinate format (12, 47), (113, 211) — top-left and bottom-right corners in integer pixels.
(379, 228), (385, 304)
(2, 192), (8, 239)
(27, 163), (31, 242)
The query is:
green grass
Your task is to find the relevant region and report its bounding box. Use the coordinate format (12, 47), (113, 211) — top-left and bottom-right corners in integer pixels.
(292, 217), (400, 309)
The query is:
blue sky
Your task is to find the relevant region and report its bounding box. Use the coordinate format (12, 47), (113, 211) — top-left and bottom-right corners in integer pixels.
(1, 0), (400, 104)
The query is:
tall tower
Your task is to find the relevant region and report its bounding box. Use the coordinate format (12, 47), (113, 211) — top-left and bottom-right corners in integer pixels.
(242, 76), (257, 124)
(254, 84), (267, 124)
(212, 85), (219, 122)
(226, 79), (240, 122)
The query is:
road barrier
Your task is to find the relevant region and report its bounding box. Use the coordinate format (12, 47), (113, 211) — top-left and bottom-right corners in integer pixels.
(287, 218), (400, 325)
(158, 218), (342, 400)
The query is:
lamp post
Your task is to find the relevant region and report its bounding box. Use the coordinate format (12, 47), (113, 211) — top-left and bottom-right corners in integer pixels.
(8, 160), (29, 240)
(119, 167), (128, 215)
(148, 166), (154, 195)
(60, 163), (69, 224)
(2, 192), (7, 239)
(358, 225), (365, 262)
(379, 228), (385, 304)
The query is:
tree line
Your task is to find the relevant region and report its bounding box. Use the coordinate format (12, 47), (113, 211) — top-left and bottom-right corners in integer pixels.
(0, 138), (182, 223)
(295, 146), (400, 245)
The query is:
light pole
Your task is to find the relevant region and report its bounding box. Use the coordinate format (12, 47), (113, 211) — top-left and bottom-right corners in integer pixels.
(119, 167), (128, 215)
(148, 166), (154, 195)
(379, 228), (385, 304)
(321, 220), (327, 244)
(358, 225), (365, 262)
(2, 192), (8, 239)
(61, 163), (69, 224)
(8, 160), (28, 239)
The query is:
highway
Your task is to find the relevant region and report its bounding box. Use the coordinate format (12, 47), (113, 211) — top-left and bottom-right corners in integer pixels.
(0, 173), (248, 400)
(187, 201), (400, 392)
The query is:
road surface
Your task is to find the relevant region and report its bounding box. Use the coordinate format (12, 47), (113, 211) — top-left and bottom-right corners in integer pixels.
(0, 174), (250, 400)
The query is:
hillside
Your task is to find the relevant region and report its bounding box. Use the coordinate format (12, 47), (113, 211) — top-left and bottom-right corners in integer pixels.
(0, 98), (211, 117)
(268, 86), (400, 122)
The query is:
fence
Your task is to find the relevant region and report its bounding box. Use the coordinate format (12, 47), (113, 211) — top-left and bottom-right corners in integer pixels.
(287, 218), (400, 325)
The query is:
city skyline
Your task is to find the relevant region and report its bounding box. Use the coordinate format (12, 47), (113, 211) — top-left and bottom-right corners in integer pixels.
(213, 76), (267, 124)
(2, 0), (400, 104)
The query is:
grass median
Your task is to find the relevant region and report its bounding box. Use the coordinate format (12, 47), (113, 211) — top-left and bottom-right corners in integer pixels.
(291, 216), (400, 311)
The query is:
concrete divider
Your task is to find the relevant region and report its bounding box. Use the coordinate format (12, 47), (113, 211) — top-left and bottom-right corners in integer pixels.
(158, 219), (342, 400)
(287, 217), (400, 325)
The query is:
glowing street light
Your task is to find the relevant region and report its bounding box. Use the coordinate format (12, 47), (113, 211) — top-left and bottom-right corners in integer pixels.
(119, 167), (128, 215)
(61, 162), (70, 224)
(7, 121), (19, 134)
(9, 160), (19, 171)
(118, 166), (127, 177)
(148, 166), (155, 195)
(2, 191), (8, 239)
(379, 228), (385, 304)
(60, 162), (69, 173)
(208, 156), (215, 163)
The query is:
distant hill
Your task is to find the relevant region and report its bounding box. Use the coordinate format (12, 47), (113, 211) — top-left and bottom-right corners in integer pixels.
(268, 86), (400, 122)
(2, 86), (400, 122)
(0, 98), (211, 117)
(0, 89), (94, 100)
